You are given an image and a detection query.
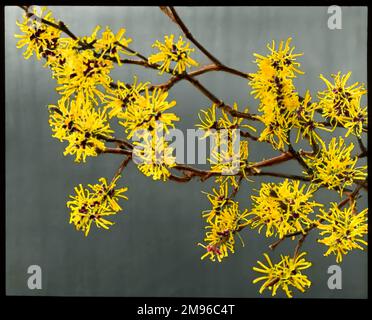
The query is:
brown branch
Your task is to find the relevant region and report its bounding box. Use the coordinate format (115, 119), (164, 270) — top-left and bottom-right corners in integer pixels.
(149, 64), (219, 91)
(184, 74), (258, 120)
(166, 6), (253, 82)
(169, 173), (192, 183)
(255, 171), (310, 182)
(115, 42), (148, 62)
(355, 180), (368, 192)
(250, 152), (294, 168)
(102, 145), (314, 186)
(240, 130), (259, 141)
(111, 154), (132, 184)
(357, 137), (367, 155)
(293, 233), (307, 258)
(167, 6), (223, 66)
(20, 6), (80, 42)
(269, 237), (285, 250)
(98, 135), (133, 150)
(358, 150), (368, 158)
(159, 6), (177, 23)
(230, 174), (244, 198)
(102, 147), (132, 156)
(287, 135), (312, 175)
(149, 63), (251, 92)
(336, 181), (365, 209)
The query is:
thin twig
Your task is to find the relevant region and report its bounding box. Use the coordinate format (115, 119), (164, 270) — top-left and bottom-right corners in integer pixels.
(111, 154), (132, 184)
(269, 238), (285, 250)
(250, 152), (294, 168)
(293, 233), (307, 258)
(168, 6), (223, 66)
(256, 171), (310, 182)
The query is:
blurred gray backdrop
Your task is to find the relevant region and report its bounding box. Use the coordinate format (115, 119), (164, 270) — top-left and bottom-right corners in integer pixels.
(5, 6), (368, 298)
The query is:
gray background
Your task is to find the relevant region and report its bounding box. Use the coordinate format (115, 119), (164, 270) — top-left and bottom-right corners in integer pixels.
(5, 6), (368, 298)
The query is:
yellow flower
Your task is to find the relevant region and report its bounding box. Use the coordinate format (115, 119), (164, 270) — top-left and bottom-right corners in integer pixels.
(209, 138), (249, 176)
(49, 95), (84, 141)
(212, 139), (250, 189)
(52, 47), (113, 104)
(196, 103), (256, 142)
(133, 131), (176, 181)
(317, 202), (368, 263)
(119, 88), (179, 139)
(318, 72), (367, 137)
(43, 38), (76, 69)
(249, 38), (303, 150)
(67, 176), (128, 236)
(202, 182), (230, 223)
(15, 7), (62, 60)
(252, 38), (304, 79)
(253, 252), (312, 298)
(303, 137), (367, 193)
(104, 78), (149, 119)
(198, 201), (249, 262)
(88, 176), (128, 212)
(196, 104), (218, 133)
(293, 91), (333, 148)
(248, 180), (321, 238)
(49, 94), (113, 162)
(219, 103), (256, 132)
(148, 34), (198, 74)
(257, 114), (293, 151)
(93, 26), (133, 64)
(210, 136), (250, 188)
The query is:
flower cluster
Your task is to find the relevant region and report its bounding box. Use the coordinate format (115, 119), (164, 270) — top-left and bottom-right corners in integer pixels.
(17, 16), (133, 105)
(15, 7), (62, 60)
(133, 131), (176, 181)
(52, 47), (114, 104)
(248, 180), (321, 238)
(201, 182), (230, 223)
(317, 202), (368, 263)
(16, 8), (180, 182)
(303, 137), (367, 193)
(209, 139), (249, 186)
(293, 91), (333, 147)
(197, 103), (256, 135)
(104, 78), (149, 119)
(318, 72), (367, 137)
(149, 34), (198, 74)
(92, 26), (133, 65)
(116, 87), (179, 181)
(49, 93), (113, 162)
(67, 176), (128, 236)
(199, 200), (249, 262)
(197, 103), (256, 187)
(253, 252), (312, 298)
(118, 88), (179, 139)
(249, 38), (303, 150)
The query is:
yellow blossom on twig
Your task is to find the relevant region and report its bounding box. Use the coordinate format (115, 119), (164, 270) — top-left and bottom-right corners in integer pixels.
(303, 137), (367, 193)
(248, 179), (321, 238)
(317, 202), (368, 263)
(67, 176), (128, 236)
(253, 252), (312, 298)
(149, 34), (198, 74)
